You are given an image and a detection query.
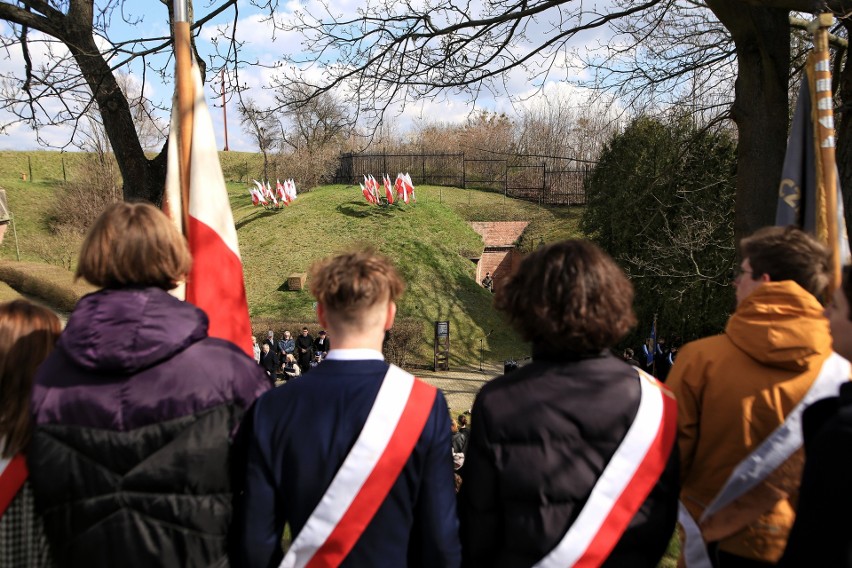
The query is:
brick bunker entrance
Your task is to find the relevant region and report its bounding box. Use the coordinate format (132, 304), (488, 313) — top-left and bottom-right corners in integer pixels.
(469, 221), (529, 293)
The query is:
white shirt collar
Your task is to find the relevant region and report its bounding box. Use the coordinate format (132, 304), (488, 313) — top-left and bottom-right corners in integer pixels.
(324, 348), (384, 361)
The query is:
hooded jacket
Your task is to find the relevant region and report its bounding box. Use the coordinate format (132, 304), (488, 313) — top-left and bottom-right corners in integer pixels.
(27, 287), (269, 568)
(668, 281), (837, 563)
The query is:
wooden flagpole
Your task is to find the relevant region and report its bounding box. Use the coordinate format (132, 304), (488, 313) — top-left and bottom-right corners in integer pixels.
(174, 0), (194, 237)
(808, 13), (841, 294)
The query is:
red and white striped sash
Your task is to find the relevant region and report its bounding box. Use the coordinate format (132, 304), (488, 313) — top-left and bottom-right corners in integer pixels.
(279, 365), (436, 568)
(533, 369), (677, 568)
(0, 452), (28, 518)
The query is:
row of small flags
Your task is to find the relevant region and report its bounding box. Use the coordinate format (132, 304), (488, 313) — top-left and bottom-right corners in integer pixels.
(361, 173), (416, 206)
(250, 179), (298, 208)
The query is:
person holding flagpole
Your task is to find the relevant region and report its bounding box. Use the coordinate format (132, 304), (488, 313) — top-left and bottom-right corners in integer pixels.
(26, 203), (270, 567)
(232, 250), (461, 567)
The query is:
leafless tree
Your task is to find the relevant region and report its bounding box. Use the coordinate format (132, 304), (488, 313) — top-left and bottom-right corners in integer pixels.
(238, 98), (280, 181)
(268, 0), (850, 238)
(0, 0), (243, 203)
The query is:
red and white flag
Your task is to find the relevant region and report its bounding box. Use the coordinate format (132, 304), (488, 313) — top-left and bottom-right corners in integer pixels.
(282, 179), (290, 205)
(287, 179), (298, 202)
(395, 173), (409, 204)
(384, 174), (394, 204)
(164, 60), (253, 357)
(361, 182), (375, 205)
(404, 173), (416, 203)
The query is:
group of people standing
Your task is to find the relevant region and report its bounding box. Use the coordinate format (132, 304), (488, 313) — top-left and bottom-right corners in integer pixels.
(0, 199), (849, 568)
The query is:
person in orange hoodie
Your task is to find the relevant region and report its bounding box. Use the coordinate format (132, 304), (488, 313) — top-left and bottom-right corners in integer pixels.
(668, 226), (849, 567)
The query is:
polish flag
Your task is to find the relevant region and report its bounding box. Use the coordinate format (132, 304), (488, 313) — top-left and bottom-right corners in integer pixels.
(404, 173), (416, 203)
(250, 187), (260, 206)
(395, 173), (409, 204)
(361, 183), (374, 204)
(287, 179), (298, 201)
(384, 174), (394, 204)
(277, 179), (289, 205)
(164, 60), (253, 357)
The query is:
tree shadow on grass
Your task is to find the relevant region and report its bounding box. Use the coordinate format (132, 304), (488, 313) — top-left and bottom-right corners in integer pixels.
(235, 208), (282, 230)
(336, 202), (397, 218)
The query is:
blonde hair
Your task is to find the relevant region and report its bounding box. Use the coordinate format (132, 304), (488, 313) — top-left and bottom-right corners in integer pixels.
(0, 300), (61, 458)
(76, 202), (192, 290)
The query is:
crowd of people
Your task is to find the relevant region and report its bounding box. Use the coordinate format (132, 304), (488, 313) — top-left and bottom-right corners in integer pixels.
(0, 200), (849, 568)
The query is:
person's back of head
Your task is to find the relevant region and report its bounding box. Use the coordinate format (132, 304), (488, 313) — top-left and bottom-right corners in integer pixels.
(309, 249), (405, 341)
(494, 239), (636, 355)
(0, 300), (61, 458)
(740, 226), (830, 298)
(76, 202), (192, 290)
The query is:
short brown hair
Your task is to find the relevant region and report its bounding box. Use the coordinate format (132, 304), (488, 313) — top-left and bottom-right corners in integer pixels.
(0, 300), (61, 458)
(309, 250), (405, 324)
(76, 202), (192, 290)
(741, 226), (830, 298)
(495, 240), (636, 354)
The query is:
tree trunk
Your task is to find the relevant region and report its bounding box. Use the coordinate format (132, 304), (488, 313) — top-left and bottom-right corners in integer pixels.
(837, 20), (852, 230)
(65, 2), (166, 204)
(707, 1), (790, 242)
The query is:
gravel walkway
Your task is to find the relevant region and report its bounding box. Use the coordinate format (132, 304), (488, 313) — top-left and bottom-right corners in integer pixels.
(411, 362), (504, 412)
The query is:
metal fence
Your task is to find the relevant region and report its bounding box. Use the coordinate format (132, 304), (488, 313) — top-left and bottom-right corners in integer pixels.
(331, 152), (591, 205)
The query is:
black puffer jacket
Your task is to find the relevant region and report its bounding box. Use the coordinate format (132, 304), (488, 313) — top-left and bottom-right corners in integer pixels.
(459, 351), (679, 567)
(28, 287), (269, 568)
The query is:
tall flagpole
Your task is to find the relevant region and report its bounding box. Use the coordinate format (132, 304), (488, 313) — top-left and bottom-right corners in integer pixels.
(174, 0), (194, 237)
(809, 13), (841, 294)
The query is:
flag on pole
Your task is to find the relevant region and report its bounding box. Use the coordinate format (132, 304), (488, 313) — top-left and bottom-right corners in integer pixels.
(776, 14), (850, 294)
(164, 59), (253, 357)
(384, 175), (394, 204)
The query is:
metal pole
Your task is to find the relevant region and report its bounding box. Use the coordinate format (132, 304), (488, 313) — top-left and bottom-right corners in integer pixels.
(62, 154), (67, 182)
(221, 67), (229, 151)
(11, 215), (20, 261)
(27, 156), (32, 183)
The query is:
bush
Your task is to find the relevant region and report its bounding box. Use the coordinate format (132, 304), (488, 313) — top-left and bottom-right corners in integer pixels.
(48, 154), (121, 235)
(383, 318), (424, 369)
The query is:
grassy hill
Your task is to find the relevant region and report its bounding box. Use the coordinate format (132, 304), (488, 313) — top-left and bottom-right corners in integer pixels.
(0, 151), (584, 366)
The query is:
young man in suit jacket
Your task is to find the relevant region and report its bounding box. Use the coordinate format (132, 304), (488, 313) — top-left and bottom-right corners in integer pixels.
(232, 250), (461, 568)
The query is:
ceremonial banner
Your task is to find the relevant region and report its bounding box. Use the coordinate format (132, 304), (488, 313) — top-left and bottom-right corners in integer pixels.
(164, 40), (253, 357)
(776, 17), (850, 293)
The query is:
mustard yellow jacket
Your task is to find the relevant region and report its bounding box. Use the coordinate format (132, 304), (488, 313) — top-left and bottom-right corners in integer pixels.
(668, 281), (835, 563)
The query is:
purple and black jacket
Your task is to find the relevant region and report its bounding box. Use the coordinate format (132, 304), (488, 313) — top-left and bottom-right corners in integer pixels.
(27, 286), (269, 568)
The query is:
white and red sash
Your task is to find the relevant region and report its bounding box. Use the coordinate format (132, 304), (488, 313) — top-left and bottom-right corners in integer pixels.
(280, 365), (436, 568)
(0, 452), (28, 518)
(533, 369), (677, 568)
(679, 351), (851, 568)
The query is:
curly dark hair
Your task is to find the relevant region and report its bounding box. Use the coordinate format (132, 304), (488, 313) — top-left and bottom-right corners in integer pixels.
(494, 240), (636, 354)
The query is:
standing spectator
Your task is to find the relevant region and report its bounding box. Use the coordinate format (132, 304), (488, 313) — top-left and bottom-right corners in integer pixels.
(27, 202), (269, 567)
(263, 330), (276, 354)
(0, 300), (61, 568)
(654, 337), (672, 381)
(779, 264), (852, 568)
(259, 342), (279, 384)
(457, 413), (470, 455)
(314, 329), (330, 360)
(232, 250), (460, 567)
(668, 226), (847, 567)
(451, 418), (467, 455)
(252, 334), (261, 363)
(295, 327), (314, 373)
(460, 240), (678, 567)
(481, 271), (494, 292)
(622, 347), (641, 367)
(278, 330), (295, 361)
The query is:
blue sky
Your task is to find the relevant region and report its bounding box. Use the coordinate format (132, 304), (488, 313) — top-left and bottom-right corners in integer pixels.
(0, 0), (613, 152)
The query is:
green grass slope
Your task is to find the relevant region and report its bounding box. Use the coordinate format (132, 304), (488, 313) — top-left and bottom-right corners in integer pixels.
(232, 183), (527, 366)
(0, 151), (584, 366)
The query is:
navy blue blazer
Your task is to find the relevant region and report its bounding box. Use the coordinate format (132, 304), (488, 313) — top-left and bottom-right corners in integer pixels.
(232, 359), (461, 568)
